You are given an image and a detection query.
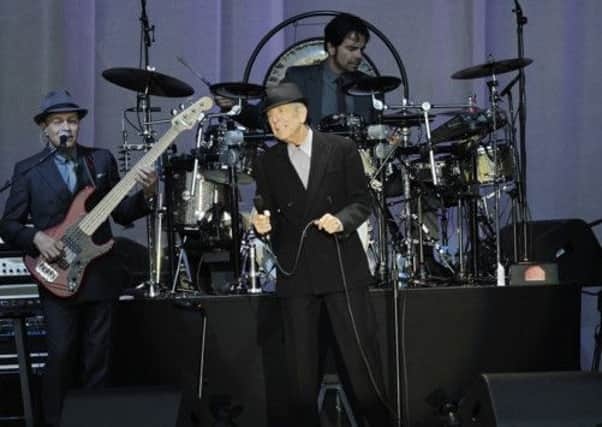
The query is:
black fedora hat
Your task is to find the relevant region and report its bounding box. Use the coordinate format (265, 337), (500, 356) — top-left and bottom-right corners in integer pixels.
(33, 89), (88, 125)
(263, 82), (307, 113)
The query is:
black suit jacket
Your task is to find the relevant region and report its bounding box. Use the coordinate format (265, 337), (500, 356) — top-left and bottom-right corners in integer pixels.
(0, 144), (150, 302)
(283, 62), (374, 126)
(254, 130), (374, 297)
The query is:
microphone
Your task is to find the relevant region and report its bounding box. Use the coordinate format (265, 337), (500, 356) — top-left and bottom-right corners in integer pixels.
(59, 135), (68, 147)
(253, 195), (271, 243)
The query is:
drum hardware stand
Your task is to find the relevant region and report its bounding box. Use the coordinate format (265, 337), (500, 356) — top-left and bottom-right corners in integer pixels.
(501, 73), (527, 265)
(484, 73), (505, 286)
(170, 234), (194, 293)
(237, 227), (262, 294)
(456, 197), (466, 281)
(415, 193), (428, 283)
(368, 97), (392, 286)
(513, 0), (530, 263)
(219, 129), (245, 281)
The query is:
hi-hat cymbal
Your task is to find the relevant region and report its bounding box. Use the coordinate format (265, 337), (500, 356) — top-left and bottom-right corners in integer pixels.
(203, 170), (254, 185)
(102, 67), (194, 97)
(380, 112), (433, 127)
(343, 75), (401, 95)
(451, 58), (533, 80)
(210, 82), (265, 99)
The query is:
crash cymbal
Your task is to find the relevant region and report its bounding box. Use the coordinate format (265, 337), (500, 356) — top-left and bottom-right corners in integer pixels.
(210, 82), (265, 99)
(343, 75), (401, 95)
(102, 67), (194, 97)
(451, 57), (533, 80)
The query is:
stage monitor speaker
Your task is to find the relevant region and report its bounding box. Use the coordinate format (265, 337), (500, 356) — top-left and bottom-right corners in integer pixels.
(459, 371), (602, 427)
(59, 387), (190, 427)
(501, 219), (602, 285)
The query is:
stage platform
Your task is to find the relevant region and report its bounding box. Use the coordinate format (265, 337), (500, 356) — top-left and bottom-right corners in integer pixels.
(110, 284), (580, 426)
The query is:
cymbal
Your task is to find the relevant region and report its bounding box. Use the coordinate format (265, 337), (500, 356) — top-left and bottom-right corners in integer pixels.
(430, 109), (507, 144)
(210, 82), (265, 99)
(451, 58), (533, 80)
(102, 67), (194, 97)
(343, 75), (401, 95)
(380, 112), (432, 127)
(203, 170), (254, 185)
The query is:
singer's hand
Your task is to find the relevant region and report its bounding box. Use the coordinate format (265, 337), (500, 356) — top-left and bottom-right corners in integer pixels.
(135, 166), (158, 198)
(33, 231), (64, 262)
(314, 213), (343, 234)
(252, 212), (272, 235)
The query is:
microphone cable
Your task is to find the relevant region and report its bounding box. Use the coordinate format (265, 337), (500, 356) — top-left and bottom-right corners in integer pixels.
(261, 219), (315, 277)
(332, 234), (396, 417)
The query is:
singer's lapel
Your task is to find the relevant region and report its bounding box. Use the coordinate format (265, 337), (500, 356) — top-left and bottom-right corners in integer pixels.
(303, 133), (331, 219)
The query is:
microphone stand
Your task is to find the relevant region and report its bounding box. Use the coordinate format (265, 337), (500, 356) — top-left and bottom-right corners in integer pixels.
(513, 0), (530, 261)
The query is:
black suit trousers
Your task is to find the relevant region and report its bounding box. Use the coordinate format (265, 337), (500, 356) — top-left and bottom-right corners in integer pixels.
(39, 292), (115, 426)
(280, 288), (390, 427)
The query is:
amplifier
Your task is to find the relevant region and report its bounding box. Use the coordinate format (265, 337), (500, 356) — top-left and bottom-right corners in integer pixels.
(0, 255), (30, 284)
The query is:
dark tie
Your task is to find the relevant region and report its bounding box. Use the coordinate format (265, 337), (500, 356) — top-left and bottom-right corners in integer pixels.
(335, 76), (347, 114)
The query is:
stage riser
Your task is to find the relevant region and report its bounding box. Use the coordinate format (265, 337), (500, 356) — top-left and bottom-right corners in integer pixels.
(110, 285), (580, 426)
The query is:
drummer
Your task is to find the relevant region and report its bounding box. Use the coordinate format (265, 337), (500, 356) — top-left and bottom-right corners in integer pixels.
(280, 13), (374, 125)
(214, 13), (374, 129)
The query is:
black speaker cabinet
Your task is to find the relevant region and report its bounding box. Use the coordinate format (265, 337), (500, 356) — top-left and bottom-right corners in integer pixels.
(501, 219), (602, 285)
(459, 371), (602, 427)
(59, 387), (188, 427)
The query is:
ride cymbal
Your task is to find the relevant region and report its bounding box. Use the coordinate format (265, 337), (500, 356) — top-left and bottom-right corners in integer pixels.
(102, 67), (194, 97)
(210, 82), (265, 99)
(451, 58), (533, 80)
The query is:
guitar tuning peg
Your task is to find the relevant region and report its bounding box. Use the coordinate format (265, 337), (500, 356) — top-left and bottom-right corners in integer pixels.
(171, 108), (179, 116)
(179, 104), (186, 111)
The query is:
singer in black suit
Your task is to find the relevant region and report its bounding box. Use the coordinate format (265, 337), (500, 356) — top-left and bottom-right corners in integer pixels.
(0, 90), (157, 426)
(252, 83), (390, 426)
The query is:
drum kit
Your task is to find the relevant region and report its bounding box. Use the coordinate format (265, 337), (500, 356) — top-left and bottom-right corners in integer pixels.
(98, 54), (533, 293)
(98, 0), (533, 292)
(323, 56), (533, 286)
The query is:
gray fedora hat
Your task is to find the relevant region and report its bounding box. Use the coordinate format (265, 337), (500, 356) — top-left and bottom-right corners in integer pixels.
(33, 89), (88, 125)
(263, 82), (307, 113)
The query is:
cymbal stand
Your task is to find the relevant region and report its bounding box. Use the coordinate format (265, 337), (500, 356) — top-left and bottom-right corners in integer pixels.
(399, 124), (414, 284)
(369, 93), (392, 285)
(513, 0), (530, 262)
(133, 0), (177, 296)
(485, 74), (505, 286)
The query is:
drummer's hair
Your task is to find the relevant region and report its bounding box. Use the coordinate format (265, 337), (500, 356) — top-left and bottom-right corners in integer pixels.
(324, 13), (370, 50)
